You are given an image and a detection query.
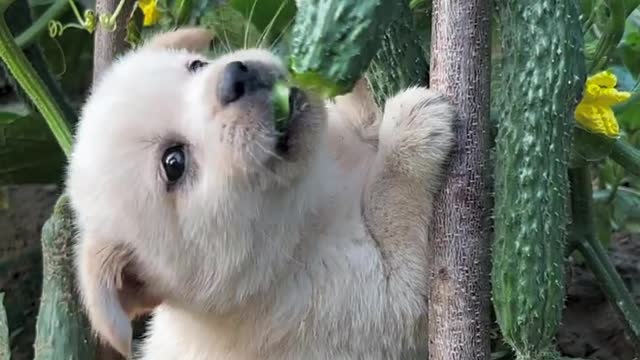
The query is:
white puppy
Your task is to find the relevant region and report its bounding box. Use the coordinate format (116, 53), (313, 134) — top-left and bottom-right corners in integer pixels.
(66, 28), (455, 360)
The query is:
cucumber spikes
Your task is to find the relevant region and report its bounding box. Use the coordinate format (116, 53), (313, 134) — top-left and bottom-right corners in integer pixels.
(288, 0), (399, 98)
(272, 80), (291, 133)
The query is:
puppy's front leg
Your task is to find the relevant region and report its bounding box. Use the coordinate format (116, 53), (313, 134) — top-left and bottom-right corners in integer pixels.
(362, 87), (454, 316)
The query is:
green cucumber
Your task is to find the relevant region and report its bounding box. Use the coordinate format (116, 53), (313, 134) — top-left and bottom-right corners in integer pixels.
(33, 195), (97, 360)
(491, 0), (586, 359)
(288, 0), (399, 98)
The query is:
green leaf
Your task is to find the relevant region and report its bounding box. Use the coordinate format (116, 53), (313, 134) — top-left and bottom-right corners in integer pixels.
(199, 3), (262, 50)
(627, 3), (640, 24)
(228, 0), (296, 44)
(596, 157), (625, 198)
(579, 0), (595, 25)
(617, 92), (640, 131)
(33, 15), (93, 101)
(618, 104), (640, 130)
(619, 7), (640, 78)
(621, 34), (640, 77)
(125, 6), (144, 48)
(608, 64), (637, 91)
(409, 0), (425, 10)
(0, 108), (65, 185)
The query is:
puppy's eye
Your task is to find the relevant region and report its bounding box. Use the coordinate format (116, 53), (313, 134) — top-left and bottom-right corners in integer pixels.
(187, 60), (208, 73)
(162, 145), (186, 185)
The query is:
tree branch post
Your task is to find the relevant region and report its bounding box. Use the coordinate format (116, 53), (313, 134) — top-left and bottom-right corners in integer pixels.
(427, 0), (492, 359)
(93, 0), (135, 83)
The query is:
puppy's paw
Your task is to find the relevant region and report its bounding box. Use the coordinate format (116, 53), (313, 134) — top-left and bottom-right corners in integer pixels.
(378, 87), (455, 177)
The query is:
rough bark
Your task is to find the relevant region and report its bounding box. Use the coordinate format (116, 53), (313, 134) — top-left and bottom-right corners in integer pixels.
(427, 0), (492, 359)
(93, 0), (136, 84)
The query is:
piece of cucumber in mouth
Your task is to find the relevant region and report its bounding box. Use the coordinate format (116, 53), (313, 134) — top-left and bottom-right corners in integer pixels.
(272, 81), (292, 133)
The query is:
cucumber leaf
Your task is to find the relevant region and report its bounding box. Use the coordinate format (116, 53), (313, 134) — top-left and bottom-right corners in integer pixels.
(0, 107), (65, 185)
(199, 3), (262, 50)
(612, 187), (640, 232)
(227, 0), (296, 44)
(619, 8), (640, 78)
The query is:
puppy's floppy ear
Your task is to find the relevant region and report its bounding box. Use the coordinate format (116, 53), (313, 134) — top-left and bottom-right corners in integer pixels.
(75, 236), (161, 357)
(143, 27), (215, 52)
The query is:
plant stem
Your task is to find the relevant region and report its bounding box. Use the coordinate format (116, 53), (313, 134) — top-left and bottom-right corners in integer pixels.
(15, 0), (69, 48)
(7, 0), (79, 127)
(569, 166), (640, 350)
(0, 11), (72, 156)
(93, 0), (136, 83)
(428, 0), (493, 358)
(610, 138), (640, 177)
(0, 293), (8, 360)
(587, 0), (625, 74)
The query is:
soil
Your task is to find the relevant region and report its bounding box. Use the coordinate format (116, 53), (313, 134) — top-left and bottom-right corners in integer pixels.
(0, 185), (59, 360)
(558, 232), (640, 360)
(1, 185), (640, 359)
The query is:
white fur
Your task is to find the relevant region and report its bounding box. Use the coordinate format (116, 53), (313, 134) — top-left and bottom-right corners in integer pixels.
(66, 28), (455, 360)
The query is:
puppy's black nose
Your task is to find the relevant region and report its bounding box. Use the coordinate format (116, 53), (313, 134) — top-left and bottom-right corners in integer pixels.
(219, 61), (260, 105)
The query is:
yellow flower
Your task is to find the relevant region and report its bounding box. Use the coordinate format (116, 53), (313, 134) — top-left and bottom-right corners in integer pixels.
(138, 0), (160, 26)
(575, 70), (631, 138)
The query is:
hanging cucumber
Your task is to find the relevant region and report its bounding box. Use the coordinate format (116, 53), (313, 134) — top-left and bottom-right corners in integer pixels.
(33, 195), (97, 360)
(491, 0), (586, 359)
(288, 0), (399, 98)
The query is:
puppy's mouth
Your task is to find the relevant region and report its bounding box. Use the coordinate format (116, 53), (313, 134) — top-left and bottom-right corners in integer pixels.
(274, 86), (305, 155)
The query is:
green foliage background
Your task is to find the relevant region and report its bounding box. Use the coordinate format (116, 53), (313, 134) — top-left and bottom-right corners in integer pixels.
(4, 0), (636, 251)
(583, 2), (640, 246)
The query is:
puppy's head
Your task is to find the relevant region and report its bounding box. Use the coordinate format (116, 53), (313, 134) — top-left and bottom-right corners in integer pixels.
(66, 28), (326, 356)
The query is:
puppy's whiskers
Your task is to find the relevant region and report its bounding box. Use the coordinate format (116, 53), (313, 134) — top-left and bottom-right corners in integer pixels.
(244, 0), (259, 50)
(219, 28), (233, 53)
(245, 146), (287, 184)
(256, 0), (290, 49)
(266, 18), (293, 51)
(253, 137), (285, 162)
